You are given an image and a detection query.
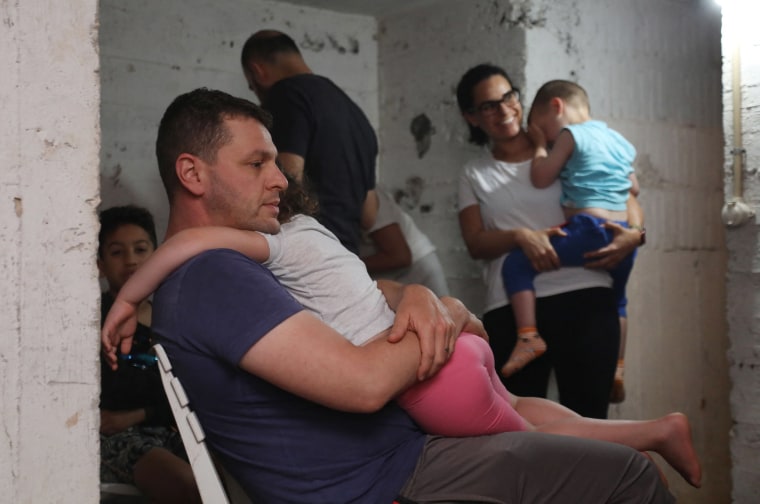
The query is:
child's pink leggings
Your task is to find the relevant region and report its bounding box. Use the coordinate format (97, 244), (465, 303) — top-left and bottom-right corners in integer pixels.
(396, 332), (528, 436)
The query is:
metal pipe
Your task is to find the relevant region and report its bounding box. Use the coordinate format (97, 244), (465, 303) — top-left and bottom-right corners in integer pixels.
(721, 35), (754, 227)
(731, 40), (744, 198)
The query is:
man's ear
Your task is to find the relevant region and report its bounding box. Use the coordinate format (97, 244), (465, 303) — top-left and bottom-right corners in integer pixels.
(176, 153), (205, 197)
(250, 61), (266, 83)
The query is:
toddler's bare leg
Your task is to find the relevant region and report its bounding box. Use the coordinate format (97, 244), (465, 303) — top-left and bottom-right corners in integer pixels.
(500, 330), (546, 378)
(501, 290), (546, 377)
(514, 400), (702, 488)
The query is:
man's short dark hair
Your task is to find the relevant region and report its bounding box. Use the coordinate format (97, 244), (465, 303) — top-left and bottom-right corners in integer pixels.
(241, 30), (300, 69)
(456, 64), (514, 146)
(98, 205), (157, 258)
(155, 88), (273, 200)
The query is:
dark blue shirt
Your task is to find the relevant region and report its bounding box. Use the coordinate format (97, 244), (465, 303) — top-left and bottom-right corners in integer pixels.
(152, 249), (424, 503)
(265, 74), (377, 254)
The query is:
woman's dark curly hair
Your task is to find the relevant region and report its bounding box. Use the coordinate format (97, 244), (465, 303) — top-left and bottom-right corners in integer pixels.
(456, 63), (513, 146)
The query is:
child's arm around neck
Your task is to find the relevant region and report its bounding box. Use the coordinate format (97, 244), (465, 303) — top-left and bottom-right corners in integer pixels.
(121, 226), (272, 305)
(528, 125), (575, 189)
(101, 226), (272, 365)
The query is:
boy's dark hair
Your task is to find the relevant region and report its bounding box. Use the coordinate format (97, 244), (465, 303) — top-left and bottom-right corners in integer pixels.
(98, 205), (157, 258)
(241, 30), (300, 68)
(155, 88), (273, 201)
(277, 172), (319, 224)
(456, 63), (513, 146)
(531, 79), (590, 114)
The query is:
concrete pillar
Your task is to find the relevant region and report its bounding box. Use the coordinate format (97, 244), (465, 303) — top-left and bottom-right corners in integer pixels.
(0, 0), (101, 501)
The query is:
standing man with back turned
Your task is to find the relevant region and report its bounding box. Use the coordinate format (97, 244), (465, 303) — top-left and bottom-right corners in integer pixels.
(241, 30), (377, 254)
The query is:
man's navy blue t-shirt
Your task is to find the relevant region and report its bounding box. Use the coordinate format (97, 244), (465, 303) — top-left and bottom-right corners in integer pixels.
(152, 249), (424, 503)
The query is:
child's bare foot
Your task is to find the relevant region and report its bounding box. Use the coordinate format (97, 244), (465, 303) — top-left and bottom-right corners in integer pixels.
(656, 412), (702, 488)
(500, 332), (546, 377)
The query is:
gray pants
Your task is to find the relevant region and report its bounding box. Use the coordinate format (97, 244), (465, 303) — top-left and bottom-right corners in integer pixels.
(399, 433), (674, 504)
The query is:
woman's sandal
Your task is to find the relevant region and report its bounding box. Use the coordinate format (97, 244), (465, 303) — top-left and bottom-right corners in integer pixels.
(500, 333), (547, 377)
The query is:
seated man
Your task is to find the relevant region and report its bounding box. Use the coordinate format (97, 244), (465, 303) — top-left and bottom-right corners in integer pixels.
(103, 88), (675, 504)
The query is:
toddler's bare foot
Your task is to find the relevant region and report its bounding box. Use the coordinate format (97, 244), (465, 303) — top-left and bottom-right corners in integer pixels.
(500, 332), (546, 378)
(656, 412), (702, 488)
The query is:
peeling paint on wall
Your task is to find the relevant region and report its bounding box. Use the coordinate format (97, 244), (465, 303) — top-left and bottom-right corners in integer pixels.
(410, 113), (434, 158)
(301, 32), (360, 54)
(108, 164), (122, 188)
(301, 33), (324, 51)
(327, 34), (359, 54)
(394, 176), (424, 211)
(499, 1), (547, 29)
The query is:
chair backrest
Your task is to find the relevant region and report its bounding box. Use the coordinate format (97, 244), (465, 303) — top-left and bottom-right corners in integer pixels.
(154, 344), (400, 504)
(154, 343), (239, 504)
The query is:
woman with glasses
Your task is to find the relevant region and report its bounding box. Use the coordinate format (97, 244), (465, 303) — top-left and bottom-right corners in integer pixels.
(455, 64), (643, 419)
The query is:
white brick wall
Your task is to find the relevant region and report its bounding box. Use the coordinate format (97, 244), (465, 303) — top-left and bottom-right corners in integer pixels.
(722, 2), (760, 501)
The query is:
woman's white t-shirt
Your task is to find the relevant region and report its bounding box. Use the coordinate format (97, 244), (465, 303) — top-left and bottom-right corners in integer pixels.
(368, 188), (437, 261)
(458, 153), (612, 313)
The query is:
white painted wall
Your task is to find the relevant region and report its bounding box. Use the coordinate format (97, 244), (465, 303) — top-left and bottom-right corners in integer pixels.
(377, 0), (730, 502)
(99, 0), (378, 242)
(722, 3), (760, 501)
(0, 1), (100, 502)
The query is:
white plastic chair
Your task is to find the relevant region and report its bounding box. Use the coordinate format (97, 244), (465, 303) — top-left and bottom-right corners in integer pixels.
(154, 343), (252, 504)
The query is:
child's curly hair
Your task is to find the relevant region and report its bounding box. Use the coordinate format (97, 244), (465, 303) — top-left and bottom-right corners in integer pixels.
(278, 172), (319, 223)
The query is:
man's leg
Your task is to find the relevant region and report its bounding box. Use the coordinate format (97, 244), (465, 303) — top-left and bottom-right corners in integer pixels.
(399, 432), (674, 504)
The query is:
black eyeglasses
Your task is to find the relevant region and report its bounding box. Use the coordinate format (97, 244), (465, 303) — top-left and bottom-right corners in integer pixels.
(472, 89), (521, 115)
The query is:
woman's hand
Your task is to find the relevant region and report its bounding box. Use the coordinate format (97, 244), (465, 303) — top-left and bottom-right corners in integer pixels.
(583, 221), (639, 269)
(515, 227), (566, 272)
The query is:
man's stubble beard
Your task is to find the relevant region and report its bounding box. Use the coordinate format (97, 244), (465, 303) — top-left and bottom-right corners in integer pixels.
(207, 173), (280, 235)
